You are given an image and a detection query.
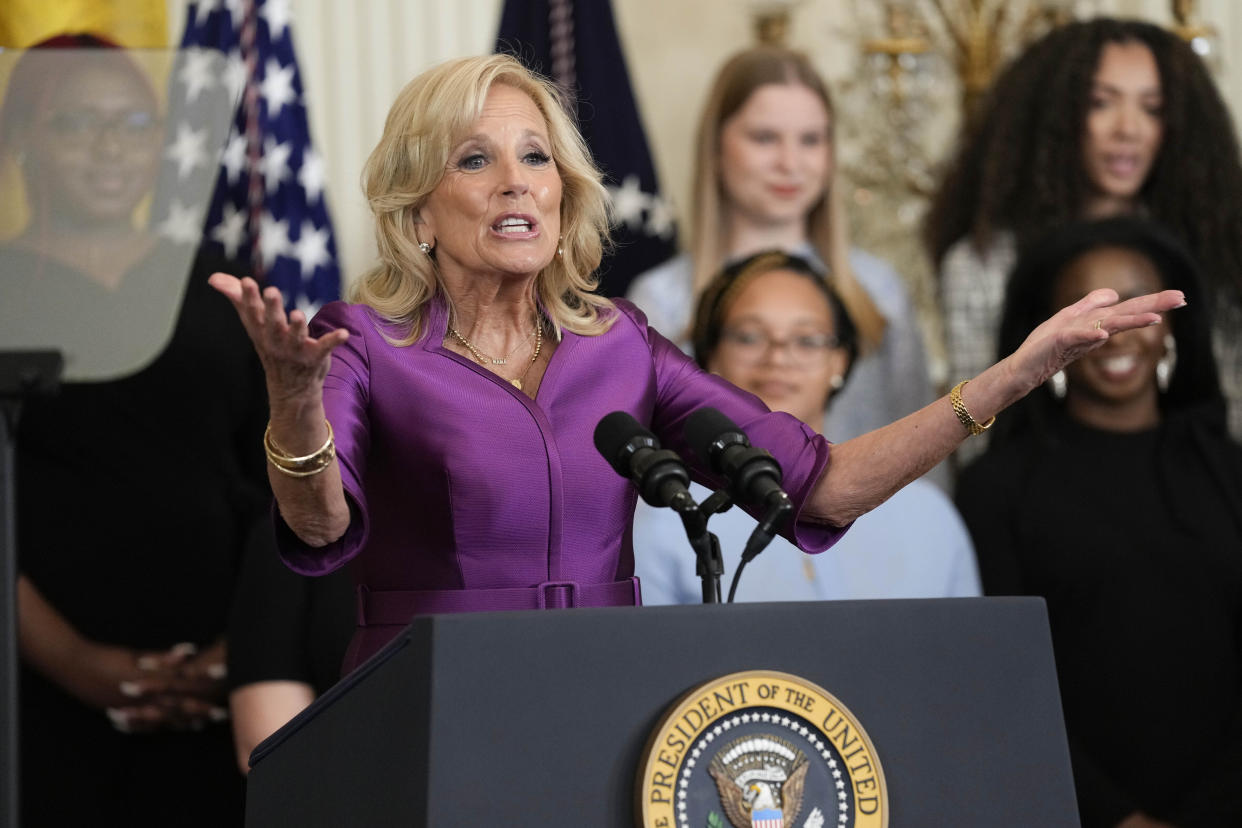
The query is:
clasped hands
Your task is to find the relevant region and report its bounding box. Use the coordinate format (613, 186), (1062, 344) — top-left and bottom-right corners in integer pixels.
(76, 638), (230, 734)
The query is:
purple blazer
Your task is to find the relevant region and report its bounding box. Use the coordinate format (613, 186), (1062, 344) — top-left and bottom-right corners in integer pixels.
(279, 296), (842, 672)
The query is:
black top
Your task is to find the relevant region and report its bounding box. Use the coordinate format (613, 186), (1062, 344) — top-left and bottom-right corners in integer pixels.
(957, 410), (1242, 827)
(227, 519), (353, 696)
(13, 242), (266, 826)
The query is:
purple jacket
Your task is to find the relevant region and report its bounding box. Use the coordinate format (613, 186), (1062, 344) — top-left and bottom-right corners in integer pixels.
(279, 296), (841, 672)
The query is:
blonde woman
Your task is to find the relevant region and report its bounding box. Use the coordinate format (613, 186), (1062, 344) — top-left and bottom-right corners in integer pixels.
(210, 53), (1185, 675)
(627, 46), (932, 446)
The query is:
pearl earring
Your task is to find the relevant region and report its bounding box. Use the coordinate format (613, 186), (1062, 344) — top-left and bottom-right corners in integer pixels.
(1156, 333), (1177, 392)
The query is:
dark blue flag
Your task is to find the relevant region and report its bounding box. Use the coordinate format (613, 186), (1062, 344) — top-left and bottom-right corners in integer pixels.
(497, 0), (676, 298)
(167, 0), (340, 314)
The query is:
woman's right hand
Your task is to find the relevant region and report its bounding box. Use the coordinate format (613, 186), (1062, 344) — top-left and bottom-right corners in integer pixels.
(207, 273), (350, 409)
(208, 273), (352, 546)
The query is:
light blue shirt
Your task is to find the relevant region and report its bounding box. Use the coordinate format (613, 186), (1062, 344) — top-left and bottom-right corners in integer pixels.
(634, 479), (980, 605)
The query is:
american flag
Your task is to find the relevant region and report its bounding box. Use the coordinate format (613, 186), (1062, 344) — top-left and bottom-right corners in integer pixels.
(166, 0), (340, 314)
(751, 810), (784, 828)
(496, 0), (677, 298)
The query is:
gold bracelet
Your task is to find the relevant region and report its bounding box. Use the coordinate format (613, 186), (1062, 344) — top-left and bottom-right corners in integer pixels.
(949, 380), (995, 436)
(264, 420), (336, 477)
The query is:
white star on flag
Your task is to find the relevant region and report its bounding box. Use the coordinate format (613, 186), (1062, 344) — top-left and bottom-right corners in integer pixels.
(157, 199), (203, 244)
(293, 221), (332, 277)
(211, 203), (248, 259)
(220, 132), (247, 185)
(179, 48), (218, 103)
(260, 58), (297, 117)
(261, 0), (294, 39)
(259, 137), (292, 193)
(222, 50), (247, 104)
(608, 174), (649, 230)
(223, 0), (244, 28)
(194, 0), (220, 25)
(645, 193), (676, 239)
(258, 211), (291, 269)
(165, 122), (210, 179)
(298, 148), (326, 203)
(295, 294), (322, 319)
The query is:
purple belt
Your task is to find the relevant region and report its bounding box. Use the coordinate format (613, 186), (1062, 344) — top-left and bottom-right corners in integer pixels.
(356, 577), (642, 625)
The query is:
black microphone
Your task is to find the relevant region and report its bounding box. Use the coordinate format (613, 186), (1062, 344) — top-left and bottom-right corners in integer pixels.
(684, 407), (789, 509)
(594, 411), (696, 510)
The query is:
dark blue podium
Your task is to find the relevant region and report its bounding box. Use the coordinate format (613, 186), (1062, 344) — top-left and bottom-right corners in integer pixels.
(245, 597), (1079, 827)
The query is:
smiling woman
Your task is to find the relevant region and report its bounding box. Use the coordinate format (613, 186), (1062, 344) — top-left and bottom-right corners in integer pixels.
(956, 216), (1242, 827)
(926, 17), (1242, 451)
(625, 46), (937, 462)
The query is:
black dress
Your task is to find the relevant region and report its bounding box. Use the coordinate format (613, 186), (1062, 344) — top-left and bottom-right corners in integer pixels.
(226, 518), (354, 730)
(14, 243), (267, 827)
(957, 410), (1242, 827)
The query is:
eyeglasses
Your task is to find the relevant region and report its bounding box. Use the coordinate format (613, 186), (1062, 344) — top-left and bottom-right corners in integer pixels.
(44, 109), (162, 149)
(718, 327), (841, 365)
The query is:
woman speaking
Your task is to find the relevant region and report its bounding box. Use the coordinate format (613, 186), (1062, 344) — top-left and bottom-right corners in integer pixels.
(210, 53), (1184, 675)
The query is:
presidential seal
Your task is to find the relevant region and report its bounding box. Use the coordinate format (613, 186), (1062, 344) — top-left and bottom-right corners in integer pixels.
(636, 670), (887, 828)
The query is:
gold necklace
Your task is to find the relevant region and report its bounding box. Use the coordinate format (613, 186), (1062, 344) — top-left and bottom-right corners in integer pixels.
(511, 321), (544, 391)
(446, 324), (535, 365)
(449, 317), (543, 390)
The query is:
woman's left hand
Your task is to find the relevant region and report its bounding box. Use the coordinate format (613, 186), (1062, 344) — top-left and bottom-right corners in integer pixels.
(1006, 287), (1185, 393)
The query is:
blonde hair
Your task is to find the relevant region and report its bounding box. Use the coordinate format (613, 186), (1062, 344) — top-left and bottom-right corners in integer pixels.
(351, 53), (615, 343)
(688, 46), (885, 351)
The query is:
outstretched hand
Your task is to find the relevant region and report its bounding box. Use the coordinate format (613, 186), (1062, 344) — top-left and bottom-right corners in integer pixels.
(1009, 287), (1185, 391)
(208, 272), (349, 405)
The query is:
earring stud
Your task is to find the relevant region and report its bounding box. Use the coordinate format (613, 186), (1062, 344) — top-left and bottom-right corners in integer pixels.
(418, 242), (431, 254)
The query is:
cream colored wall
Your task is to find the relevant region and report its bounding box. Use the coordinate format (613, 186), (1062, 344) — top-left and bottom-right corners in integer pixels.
(167, 0), (1242, 294)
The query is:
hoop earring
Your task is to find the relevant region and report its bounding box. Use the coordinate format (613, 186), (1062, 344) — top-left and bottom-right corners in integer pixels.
(1047, 370), (1067, 399)
(1156, 334), (1177, 392)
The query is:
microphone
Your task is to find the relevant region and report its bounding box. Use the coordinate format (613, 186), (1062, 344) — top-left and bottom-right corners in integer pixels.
(684, 407), (789, 509)
(593, 411), (695, 510)
(685, 408), (793, 591)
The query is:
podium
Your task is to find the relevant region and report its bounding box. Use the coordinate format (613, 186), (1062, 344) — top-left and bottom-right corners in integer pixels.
(245, 597), (1079, 827)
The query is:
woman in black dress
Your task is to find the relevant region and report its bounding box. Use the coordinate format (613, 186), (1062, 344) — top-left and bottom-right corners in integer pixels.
(5, 38), (264, 825)
(956, 217), (1242, 828)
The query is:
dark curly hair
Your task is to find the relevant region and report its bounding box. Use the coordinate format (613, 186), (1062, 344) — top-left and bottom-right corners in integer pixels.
(993, 216), (1223, 446)
(924, 18), (1242, 303)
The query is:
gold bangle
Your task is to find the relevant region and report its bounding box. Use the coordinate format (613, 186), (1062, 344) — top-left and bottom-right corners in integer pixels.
(264, 420), (336, 477)
(950, 380), (995, 437)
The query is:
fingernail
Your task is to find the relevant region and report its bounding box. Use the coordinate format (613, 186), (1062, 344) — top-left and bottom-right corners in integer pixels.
(209, 706), (231, 722)
(170, 642), (198, 657)
(106, 708), (132, 733)
(119, 681), (143, 698)
(136, 655), (160, 670)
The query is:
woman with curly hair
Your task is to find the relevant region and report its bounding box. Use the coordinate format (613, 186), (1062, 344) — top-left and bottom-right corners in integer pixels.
(926, 17), (1242, 452)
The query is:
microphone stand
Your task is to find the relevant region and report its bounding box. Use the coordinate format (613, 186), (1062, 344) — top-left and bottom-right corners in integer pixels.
(0, 350), (63, 828)
(670, 489), (734, 604)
